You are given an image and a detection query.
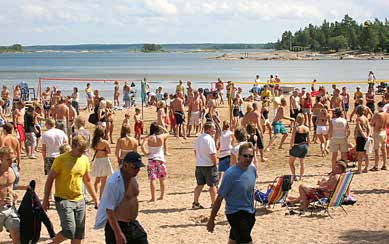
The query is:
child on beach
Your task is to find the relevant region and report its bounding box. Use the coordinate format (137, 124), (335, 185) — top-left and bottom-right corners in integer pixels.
(106, 100), (115, 144)
(123, 112), (131, 126)
(134, 108), (143, 146)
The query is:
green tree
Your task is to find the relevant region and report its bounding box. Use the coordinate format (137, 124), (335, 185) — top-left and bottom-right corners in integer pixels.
(141, 44), (163, 52)
(328, 35), (348, 51)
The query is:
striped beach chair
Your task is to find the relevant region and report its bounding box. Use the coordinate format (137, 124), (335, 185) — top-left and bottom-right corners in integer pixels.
(255, 175), (293, 208)
(312, 171), (354, 217)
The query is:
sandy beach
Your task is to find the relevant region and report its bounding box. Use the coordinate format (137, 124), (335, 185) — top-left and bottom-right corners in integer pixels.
(1, 97), (389, 244)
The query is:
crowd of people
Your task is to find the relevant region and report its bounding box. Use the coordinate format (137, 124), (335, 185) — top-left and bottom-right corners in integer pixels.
(0, 74), (388, 243)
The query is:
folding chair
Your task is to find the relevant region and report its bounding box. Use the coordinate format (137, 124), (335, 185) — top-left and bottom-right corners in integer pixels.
(311, 171), (354, 217)
(255, 175), (293, 208)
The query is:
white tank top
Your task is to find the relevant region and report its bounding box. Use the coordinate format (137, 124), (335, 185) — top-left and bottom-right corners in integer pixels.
(148, 135), (165, 162)
(331, 118), (347, 139)
(219, 130), (233, 158)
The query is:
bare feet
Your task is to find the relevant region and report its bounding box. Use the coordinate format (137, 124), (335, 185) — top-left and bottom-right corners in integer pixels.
(261, 157), (268, 162)
(265, 148), (270, 152)
(164, 152), (172, 156)
(148, 199), (156, 203)
(157, 196), (164, 200)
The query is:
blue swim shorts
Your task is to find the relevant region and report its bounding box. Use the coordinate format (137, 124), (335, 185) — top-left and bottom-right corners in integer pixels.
(272, 121), (287, 135)
(218, 156), (230, 172)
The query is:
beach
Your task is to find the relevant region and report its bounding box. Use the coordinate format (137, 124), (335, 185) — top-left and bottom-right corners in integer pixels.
(1, 96), (388, 243)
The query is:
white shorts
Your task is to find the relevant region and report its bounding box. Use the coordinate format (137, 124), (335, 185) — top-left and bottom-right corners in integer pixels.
(316, 125), (328, 135)
(190, 111), (200, 126)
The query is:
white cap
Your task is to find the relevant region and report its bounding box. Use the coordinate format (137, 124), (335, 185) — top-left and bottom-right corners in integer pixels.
(356, 86), (361, 89)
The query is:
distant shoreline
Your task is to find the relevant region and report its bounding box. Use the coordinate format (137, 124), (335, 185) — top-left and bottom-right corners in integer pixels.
(208, 50), (389, 61)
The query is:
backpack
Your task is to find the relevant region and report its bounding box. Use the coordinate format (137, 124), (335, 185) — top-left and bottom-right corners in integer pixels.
(88, 113), (98, 125)
(281, 175), (293, 192)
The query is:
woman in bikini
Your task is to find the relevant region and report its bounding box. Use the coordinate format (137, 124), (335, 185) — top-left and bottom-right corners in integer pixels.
(91, 126), (114, 199)
(116, 124), (138, 166)
(316, 105), (330, 156)
(261, 100), (272, 141)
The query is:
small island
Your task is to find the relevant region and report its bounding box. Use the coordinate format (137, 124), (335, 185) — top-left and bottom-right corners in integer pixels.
(0, 44), (24, 53)
(141, 44), (164, 53)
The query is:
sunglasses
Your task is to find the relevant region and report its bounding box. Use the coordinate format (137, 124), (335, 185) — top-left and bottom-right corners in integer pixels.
(242, 154), (254, 159)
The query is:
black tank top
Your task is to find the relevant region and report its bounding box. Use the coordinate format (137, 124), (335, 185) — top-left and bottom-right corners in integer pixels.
(262, 110), (269, 120)
(294, 131), (308, 144)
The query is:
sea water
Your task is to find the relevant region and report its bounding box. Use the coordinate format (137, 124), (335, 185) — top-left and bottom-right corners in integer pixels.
(0, 51), (388, 104)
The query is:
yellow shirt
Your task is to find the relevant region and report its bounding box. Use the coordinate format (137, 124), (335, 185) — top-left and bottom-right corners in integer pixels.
(261, 90), (272, 99)
(52, 152), (90, 201)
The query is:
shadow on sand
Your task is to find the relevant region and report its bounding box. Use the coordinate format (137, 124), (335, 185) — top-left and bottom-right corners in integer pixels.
(339, 230), (389, 243)
(352, 188), (389, 195)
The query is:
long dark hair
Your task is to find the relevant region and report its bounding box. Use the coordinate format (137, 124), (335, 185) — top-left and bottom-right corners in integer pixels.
(120, 124), (131, 138)
(91, 126), (105, 149)
(149, 122), (160, 136)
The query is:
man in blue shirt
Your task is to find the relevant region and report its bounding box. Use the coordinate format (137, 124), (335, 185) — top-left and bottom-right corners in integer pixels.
(207, 142), (257, 244)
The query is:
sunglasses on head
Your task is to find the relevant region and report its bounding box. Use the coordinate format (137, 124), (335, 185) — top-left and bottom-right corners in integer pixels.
(242, 154), (254, 159)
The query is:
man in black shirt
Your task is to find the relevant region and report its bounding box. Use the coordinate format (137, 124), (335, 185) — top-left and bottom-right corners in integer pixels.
(24, 106), (37, 159)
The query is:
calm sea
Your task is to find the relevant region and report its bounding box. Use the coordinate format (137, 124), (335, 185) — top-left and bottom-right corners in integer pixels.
(0, 51), (388, 104)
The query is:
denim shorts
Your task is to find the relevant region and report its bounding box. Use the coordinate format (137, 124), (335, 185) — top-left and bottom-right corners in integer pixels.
(55, 198), (86, 240)
(289, 144), (308, 158)
(218, 156), (230, 172)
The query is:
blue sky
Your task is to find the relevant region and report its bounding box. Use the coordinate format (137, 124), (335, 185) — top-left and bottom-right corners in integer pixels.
(1, 0), (388, 45)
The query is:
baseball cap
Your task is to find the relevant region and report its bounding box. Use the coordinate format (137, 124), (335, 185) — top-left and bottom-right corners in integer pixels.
(123, 151), (145, 168)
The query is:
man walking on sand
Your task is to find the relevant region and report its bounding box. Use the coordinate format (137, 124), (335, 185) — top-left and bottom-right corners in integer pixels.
(193, 122), (218, 209)
(42, 135), (99, 244)
(0, 123), (21, 171)
(370, 102), (387, 171)
(95, 151), (148, 244)
(207, 142), (257, 244)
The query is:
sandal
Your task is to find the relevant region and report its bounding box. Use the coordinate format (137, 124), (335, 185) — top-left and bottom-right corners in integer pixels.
(369, 167), (379, 171)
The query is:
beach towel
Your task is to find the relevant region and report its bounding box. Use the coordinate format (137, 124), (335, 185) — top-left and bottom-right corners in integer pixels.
(364, 137), (374, 154)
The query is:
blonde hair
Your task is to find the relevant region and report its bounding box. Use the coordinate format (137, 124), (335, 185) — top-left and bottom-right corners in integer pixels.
(72, 135), (88, 149)
(106, 100), (113, 107)
(74, 117), (85, 129)
(296, 113), (305, 125)
(246, 104), (253, 113)
(157, 100), (165, 109)
(59, 144), (71, 154)
(99, 100), (107, 108)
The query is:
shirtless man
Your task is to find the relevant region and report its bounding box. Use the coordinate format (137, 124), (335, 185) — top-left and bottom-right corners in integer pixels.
(341, 87), (350, 119)
(0, 147), (20, 243)
(241, 102), (262, 132)
(170, 93), (186, 139)
(187, 91), (203, 137)
(215, 78), (224, 105)
(370, 102), (387, 171)
(311, 96), (324, 143)
(52, 96), (69, 135)
(330, 89), (344, 111)
(95, 151), (147, 244)
(266, 98), (294, 151)
(287, 160), (347, 213)
(316, 105), (330, 156)
(290, 89), (301, 129)
(1, 85), (10, 115)
(13, 101), (25, 150)
(206, 92), (221, 141)
(67, 98), (77, 139)
(0, 123), (21, 170)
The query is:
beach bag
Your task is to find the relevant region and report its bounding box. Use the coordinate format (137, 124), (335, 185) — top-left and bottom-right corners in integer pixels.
(88, 113), (98, 125)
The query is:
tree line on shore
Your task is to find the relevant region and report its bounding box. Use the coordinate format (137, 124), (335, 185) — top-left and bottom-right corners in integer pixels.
(276, 15), (389, 52)
(0, 44), (23, 53)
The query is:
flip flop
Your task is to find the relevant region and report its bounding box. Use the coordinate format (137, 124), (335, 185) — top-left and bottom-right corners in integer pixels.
(369, 167), (379, 171)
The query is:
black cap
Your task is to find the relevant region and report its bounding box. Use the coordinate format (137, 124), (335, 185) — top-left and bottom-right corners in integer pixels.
(123, 151), (145, 168)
